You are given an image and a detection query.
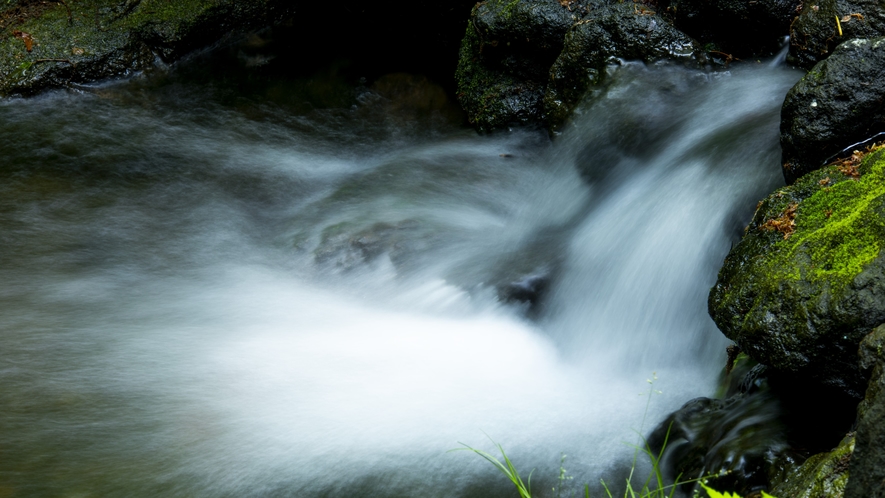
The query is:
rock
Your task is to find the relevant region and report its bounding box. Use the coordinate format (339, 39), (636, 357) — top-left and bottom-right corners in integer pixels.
(788, 0), (885, 69)
(545, 3), (702, 127)
(313, 220), (437, 273)
(455, 24), (550, 132)
(456, 0), (704, 132)
(845, 325), (885, 498)
(667, 0), (798, 56)
(649, 391), (787, 495)
(652, 357), (857, 495)
(0, 0), (287, 96)
(709, 146), (885, 397)
(456, 0), (573, 132)
(781, 37), (885, 183)
(770, 434), (854, 498)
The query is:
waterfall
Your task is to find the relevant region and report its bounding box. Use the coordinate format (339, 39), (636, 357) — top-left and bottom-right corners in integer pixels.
(0, 60), (801, 496)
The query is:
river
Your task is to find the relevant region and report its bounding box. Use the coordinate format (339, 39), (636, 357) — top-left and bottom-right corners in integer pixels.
(0, 52), (801, 496)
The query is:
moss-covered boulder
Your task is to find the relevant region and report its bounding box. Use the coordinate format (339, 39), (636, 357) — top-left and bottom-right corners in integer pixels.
(709, 146), (885, 397)
(667, 0), (798, 57)
(455, 0), (573, 132)
(788, 0), (885, 69)
(781, 37), (885, 184)
(770, 434), (854, 498)
(0, 0), (286, 96)
(845, 325), (885, 498)
(544, 2), (701, 127)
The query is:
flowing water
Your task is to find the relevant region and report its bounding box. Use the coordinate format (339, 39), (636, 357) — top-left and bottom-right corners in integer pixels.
(0, 56), (802, 497)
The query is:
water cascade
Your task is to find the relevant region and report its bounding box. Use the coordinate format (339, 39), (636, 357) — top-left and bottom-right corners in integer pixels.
(0, 59), (801, 496)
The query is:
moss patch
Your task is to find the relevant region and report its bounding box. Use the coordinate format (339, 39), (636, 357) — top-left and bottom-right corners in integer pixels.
(770, 434), (854, 498)
(756, 146), (885, 288)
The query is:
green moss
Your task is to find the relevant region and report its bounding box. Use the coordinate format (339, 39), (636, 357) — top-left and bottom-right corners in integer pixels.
(770, 434), (853, 498)
(748, 149), (885, 297)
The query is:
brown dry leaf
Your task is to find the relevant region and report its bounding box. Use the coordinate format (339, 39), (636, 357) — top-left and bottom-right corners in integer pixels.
(12, 30), (34, 52)
(760, 202), (798, 239)
(559, 0), (575, 8)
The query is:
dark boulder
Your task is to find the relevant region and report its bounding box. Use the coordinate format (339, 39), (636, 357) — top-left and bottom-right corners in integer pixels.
(546, 10), (702, 129)
(781, 37), (885, 183)
(788, 0), (885, 69)
(845, 324), (885, 498)
(456, 0), (574, 132)
(667, 0), (798, 56)
(456, 24), (551, 132)
(709, 146), (885, 397)
(456, 0), (704, 132)
(650, 392), (787, 495)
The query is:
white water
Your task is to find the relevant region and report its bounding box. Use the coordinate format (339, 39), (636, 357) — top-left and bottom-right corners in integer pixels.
(0, 62), (800, 496)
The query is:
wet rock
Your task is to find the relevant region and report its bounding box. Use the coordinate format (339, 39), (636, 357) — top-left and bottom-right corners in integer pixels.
(456, 0), (703, 131)
(314, 220), (437, 273)
(788, 0), (885, 69)
(0, 0), (287, 96)
(654, 360), (858, 495)
(545, 3), (702, 128)
(781, 37), (885, 183)
(667, 0), (798, 56)
(770, 434), (854, 498)
(709, 147), (885, 397)
(498, 271), (551, 306)
(456, 0), (573, 132)
(845, 325), (885, 498)
(650, 391), (787, 495)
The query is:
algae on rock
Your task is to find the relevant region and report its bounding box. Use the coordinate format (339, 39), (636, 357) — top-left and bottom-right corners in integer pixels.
(770, 434), (853, 498)
(709, 147), (885, 397)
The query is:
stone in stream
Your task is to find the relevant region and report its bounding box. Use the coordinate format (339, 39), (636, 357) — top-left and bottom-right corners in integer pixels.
(664, 0), (799, 57)
(544, 2), (702, 128)
(787, 0), (885, 69)
(781, 37), (885, 183)
(456, 0), (705, 132)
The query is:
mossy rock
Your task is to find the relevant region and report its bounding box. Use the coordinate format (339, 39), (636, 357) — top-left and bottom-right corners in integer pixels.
(781, 37), (885, 183)
(788, 0), (885, 69)
(455, 23), (549, 132)
(770, 434), (854, 498)
(0, 0), (282, 96)
(709, 147), (885, 397)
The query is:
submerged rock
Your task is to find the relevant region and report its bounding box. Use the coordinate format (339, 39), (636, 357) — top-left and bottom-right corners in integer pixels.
(845, 325), (885, 498)
(781, 37), (885, 183)
(709, 146), (885, 397)
(788, 0), (885, 69)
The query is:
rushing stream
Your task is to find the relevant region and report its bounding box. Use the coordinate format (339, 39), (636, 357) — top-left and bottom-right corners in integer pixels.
(0, 53), (802, 497)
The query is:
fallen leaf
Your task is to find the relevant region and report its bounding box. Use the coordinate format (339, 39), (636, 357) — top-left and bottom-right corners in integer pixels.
(12, 30), (34, 52)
